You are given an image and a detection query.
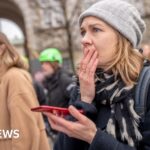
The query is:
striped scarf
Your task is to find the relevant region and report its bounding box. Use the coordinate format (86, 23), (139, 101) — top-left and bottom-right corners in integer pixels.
(94, 69), (142, 147)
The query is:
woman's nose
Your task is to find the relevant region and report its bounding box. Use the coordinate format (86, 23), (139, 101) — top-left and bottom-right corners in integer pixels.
(81, 34), (92, 46)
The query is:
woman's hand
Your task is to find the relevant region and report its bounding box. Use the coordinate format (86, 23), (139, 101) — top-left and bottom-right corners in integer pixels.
(44, 105), (97, 144)
(78, 46), (98, 103)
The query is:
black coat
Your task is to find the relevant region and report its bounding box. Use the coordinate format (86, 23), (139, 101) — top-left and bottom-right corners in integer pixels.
(54, 84), (150, 150)
(43, 68), (74, 108)
(33, 81), (47, 105)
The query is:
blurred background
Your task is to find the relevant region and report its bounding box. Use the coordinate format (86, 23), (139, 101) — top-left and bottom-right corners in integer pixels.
(0, 0), (150, 75)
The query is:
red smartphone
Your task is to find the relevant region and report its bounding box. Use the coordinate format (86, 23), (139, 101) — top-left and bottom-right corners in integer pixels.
(31, 105), (84, 116)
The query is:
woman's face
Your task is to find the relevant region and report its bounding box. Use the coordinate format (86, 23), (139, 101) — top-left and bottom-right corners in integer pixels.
(80, 16), (118, 69)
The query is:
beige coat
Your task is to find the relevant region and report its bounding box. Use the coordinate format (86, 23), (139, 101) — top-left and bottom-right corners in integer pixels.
(0, 67), (50, 150)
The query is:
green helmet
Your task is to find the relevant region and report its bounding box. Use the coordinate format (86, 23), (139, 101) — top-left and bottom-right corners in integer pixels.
(39, 48), (63, 64)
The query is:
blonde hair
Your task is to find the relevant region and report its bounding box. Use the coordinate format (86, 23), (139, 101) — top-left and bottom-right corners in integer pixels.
(0, 32), (27, 70)
(107, 32), (144, 86)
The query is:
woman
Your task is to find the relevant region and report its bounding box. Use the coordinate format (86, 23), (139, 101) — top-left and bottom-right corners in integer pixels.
(44, 0), (150, 150)
(0, 32), (50, 150)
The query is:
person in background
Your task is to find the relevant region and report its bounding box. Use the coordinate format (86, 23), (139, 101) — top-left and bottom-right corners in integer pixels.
(44, 0), (150, 150)
(39, 48), (75, 108)
(0, 32), (50, 150)
(141, 43), (150, 60)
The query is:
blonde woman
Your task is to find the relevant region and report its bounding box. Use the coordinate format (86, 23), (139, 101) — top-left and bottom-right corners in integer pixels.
(0, 32), (50, 150)
(44, 0), (150, 150)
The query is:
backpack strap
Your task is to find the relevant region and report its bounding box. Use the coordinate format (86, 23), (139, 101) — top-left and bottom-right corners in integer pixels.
(135, 65), (150, 116)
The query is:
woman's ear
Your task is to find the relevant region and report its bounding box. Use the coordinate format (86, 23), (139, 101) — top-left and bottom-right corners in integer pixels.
(0, 44), (6, 55)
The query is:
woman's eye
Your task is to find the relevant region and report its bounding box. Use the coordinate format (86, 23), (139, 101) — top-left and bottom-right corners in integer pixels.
(93, 27), (101, 32)
(80, 31), (86, 37)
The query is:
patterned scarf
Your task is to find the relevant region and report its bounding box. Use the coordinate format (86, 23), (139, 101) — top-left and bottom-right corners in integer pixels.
(94, 69), (142, 147)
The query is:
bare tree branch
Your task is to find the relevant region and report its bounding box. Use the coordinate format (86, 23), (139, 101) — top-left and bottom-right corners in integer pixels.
(59, 0), (75, 72)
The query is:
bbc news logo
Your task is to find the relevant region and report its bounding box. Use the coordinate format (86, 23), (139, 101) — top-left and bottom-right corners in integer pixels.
(0, 130), (19, 139)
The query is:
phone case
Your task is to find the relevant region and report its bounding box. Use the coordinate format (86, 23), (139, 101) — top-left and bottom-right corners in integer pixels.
(31, 105), (84, 115)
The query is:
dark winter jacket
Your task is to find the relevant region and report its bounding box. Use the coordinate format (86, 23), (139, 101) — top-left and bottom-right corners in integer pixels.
(43, 68), (74, 107)
(33, 81), (47, 105)
(54, 84), (150, 150)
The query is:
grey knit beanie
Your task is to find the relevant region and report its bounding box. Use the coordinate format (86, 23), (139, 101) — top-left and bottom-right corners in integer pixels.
(79, 0), (146, 48)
